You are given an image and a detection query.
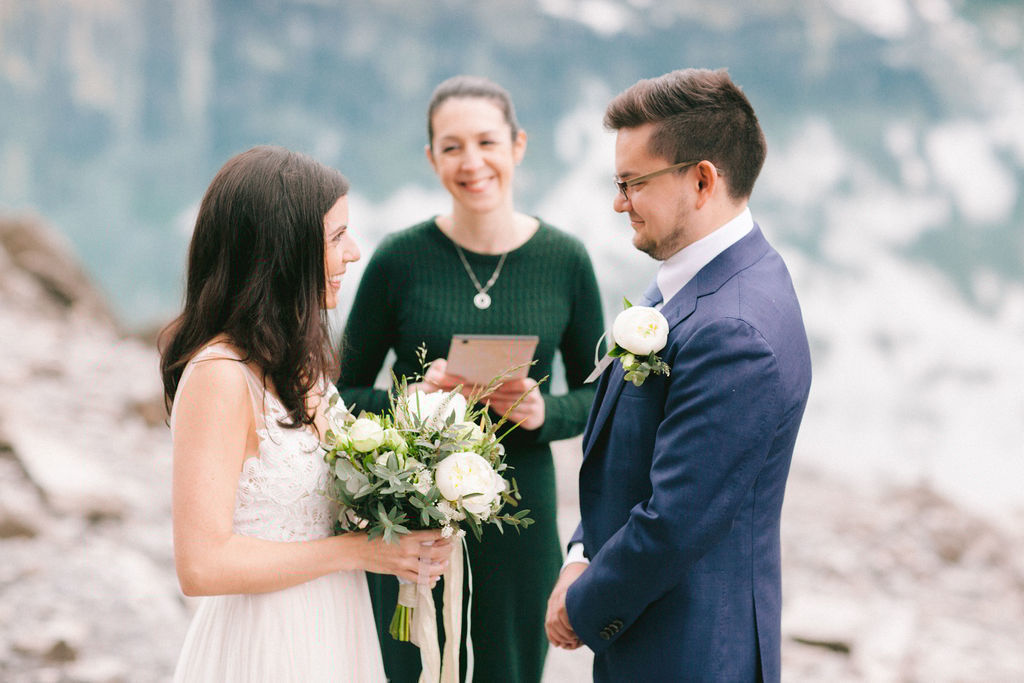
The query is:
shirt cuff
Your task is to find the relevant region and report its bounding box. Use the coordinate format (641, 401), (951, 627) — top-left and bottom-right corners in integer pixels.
(563, 542), (590, 569)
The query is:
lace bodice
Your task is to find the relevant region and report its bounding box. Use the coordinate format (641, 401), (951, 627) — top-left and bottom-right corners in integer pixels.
(171, 344), (338, 543)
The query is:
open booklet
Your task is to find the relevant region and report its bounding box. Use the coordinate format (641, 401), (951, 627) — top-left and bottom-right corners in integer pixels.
(445, 334), (539, 386)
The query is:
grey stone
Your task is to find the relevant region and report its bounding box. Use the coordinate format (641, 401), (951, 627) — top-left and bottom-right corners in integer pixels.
(0, 216), (119, 329)
(12, 618), (86, 663)
(66, 657), (130, 683)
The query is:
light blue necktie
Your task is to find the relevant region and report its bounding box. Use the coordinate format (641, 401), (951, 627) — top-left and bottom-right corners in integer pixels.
(639, 280), (663, 308)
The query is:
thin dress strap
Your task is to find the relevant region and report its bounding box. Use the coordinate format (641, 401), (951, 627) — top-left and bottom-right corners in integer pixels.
(169, 343), (267, 438)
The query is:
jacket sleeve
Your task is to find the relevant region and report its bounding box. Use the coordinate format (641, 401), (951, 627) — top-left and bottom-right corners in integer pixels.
(565, 317), (784, 652)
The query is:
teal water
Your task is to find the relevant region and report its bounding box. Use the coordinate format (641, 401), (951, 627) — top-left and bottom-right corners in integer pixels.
(2, 0), (1021, 325)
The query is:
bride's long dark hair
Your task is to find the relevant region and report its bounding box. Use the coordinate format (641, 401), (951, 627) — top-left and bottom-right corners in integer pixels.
(160, 145), (349, 429)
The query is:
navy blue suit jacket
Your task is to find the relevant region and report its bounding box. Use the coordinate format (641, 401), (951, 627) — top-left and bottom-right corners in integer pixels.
(566, 226), (811, 682)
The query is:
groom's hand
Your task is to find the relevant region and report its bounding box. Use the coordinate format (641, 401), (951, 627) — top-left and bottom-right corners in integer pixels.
(545, 562), (587, 649)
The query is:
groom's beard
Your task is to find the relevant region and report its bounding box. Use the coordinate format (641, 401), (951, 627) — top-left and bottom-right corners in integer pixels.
(633, 198), (695, 261)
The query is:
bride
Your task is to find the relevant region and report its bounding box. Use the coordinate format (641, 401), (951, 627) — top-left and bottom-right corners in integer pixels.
(160, 146), (450, 682)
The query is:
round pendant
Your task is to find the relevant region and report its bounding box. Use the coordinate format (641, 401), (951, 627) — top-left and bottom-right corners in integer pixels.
(473, 292), (491, 309)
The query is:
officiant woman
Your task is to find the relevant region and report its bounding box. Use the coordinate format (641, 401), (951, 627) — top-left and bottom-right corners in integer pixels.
(337, 75), (604, 682)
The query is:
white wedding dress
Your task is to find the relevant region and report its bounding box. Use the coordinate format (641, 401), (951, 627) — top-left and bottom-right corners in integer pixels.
(171, 344), (385, 682)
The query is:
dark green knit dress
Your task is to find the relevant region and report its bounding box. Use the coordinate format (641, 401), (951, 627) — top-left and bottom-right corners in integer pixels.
(337, 218), (604, 683)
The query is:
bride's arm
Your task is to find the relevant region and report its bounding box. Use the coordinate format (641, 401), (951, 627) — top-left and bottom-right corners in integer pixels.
(171, 359), (449, 597)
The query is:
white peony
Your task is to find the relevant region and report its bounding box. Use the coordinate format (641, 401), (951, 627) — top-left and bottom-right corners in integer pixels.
(434, 451), (504, 517)
(349, 418), (385, 452)
(408, 389), (467, 429)
(612, 306), (669, 356)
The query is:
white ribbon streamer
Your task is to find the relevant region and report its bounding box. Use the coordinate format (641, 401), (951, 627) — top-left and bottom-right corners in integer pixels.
(401, 540), (472, 683)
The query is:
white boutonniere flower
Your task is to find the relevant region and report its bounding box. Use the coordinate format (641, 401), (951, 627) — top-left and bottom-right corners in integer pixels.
(610, 298), (671, 386)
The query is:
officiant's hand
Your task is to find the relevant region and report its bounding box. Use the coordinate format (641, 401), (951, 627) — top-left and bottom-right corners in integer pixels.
(409, 358), (474, 397)
(486, 377), (545, 430)
(545, 561), (586, 649)
(362, 531), (451, 587)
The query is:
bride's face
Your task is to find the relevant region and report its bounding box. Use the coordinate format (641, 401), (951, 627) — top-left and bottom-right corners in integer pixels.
(322, 195), (359, 309)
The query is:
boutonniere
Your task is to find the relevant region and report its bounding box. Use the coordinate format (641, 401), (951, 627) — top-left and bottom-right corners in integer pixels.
(609, 298), (671, 387)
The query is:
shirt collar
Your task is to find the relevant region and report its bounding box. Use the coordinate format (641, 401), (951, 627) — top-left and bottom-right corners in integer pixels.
(655, 207), (754, 306)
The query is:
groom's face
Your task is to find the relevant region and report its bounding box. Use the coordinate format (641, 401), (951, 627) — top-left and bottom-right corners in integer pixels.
(613, 123), (696, 261)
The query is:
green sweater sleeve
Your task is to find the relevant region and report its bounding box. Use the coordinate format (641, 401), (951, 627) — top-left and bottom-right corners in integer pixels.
(533, 241), (605, 444)
(336, 241), (396, 415)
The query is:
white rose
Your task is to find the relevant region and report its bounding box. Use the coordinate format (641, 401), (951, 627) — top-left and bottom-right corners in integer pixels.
(328, 429), (351, 453)
(435, 451), (500, 517)
(382, 427), (409, 455)
(612, 306), (669, 356)
(349, 418), (384, 453)
(409, 390), (467, 426)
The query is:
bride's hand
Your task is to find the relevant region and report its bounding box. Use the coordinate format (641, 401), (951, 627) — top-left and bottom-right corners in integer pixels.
(360, 530), (451, 586)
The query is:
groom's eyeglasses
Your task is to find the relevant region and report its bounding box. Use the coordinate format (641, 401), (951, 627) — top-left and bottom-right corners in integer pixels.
(615, 160), (722, 200)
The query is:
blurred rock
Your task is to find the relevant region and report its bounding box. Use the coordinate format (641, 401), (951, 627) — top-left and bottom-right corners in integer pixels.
(0, 498), (43, 539)
(66, 656), (129, 683)
(780, 469), (1024, 681)
(0, 439), (49, 539)
(4, 427), (126, 521)
(782, 593), (862, 654)
(0, 215), (118, 329)
(128, 395), (170, 429)
(0, 216), (186, 682)
(12, 617), (86, 663)
(855, 600), (916, 682)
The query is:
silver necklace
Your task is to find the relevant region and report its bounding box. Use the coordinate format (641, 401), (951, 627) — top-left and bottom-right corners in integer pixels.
(453, 242), (507, 310)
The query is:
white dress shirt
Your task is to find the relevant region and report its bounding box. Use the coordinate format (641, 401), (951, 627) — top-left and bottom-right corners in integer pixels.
(653, 206), (753, 309)
(564, 207), (755, 568)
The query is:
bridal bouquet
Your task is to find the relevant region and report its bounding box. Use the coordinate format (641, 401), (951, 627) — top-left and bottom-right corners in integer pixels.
(322, 347), (536, 682)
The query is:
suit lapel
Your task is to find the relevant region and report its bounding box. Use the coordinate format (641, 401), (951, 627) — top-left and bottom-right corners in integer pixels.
(582, 361), (628, 459)
(581, 225), (772, 461)
(581, 363), (613, 455)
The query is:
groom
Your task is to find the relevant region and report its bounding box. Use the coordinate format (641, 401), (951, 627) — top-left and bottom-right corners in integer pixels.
(545, 69), (812, 682)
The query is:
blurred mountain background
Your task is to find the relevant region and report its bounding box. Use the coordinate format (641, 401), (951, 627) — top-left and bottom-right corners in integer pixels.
(1, 0), (1023, 680)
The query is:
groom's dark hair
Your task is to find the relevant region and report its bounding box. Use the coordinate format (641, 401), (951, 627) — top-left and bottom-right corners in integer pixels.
(604, 68), (766, 200)
(160, 145), (347, 430)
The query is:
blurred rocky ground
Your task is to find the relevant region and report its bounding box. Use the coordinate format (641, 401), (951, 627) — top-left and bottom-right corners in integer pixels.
(1, 215), (1022, 682)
